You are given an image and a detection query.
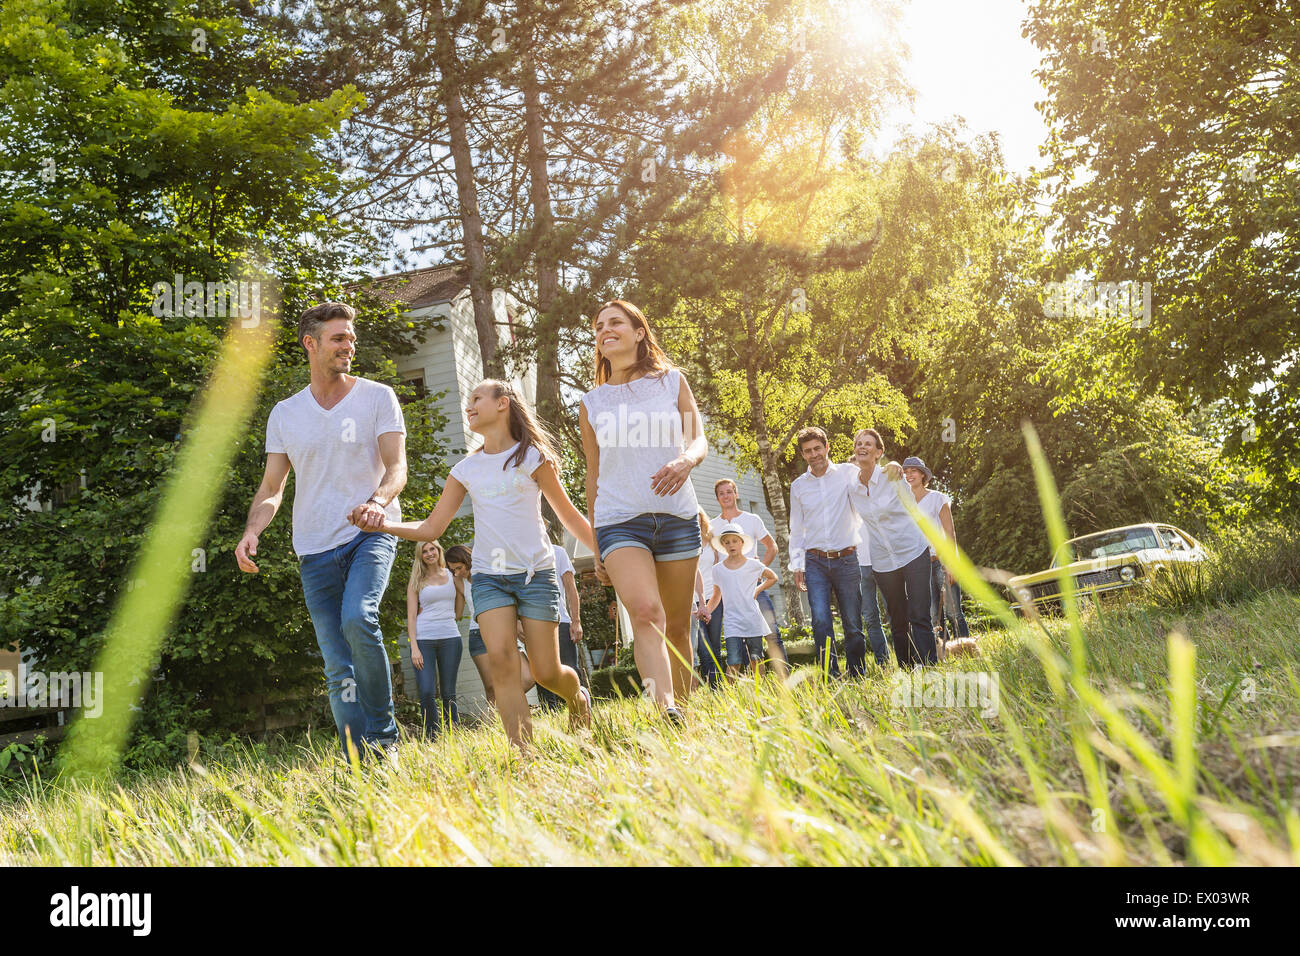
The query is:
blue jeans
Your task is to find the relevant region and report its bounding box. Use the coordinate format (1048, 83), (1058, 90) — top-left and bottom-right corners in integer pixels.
(859, 566), (893, 666)
(804, 552), (866, 677)
(875, 550), (936, 666)
(414, 638), (462, 736)
(755, 590), (788, 662)
(930, 559), (970, 641)
(695, 609), (724, 687)
(538, 622), (583, 710)
(299, 530), (399, 752)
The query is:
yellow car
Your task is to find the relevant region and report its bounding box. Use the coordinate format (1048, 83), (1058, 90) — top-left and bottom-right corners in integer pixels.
(1008, 523), (1208, 613)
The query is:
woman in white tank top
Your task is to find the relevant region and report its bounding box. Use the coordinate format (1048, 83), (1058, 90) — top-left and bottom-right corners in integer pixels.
(579, 300), (708, 724)
(406, 540), (464, 737)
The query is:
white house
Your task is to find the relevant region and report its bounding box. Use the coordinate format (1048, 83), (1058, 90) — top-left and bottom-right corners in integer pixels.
(365, 264), (787, 717)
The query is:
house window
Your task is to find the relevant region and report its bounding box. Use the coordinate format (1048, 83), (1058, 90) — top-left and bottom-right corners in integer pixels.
(399, 369), (427, 404)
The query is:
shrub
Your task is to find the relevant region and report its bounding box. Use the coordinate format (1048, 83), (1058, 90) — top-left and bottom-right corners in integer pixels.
(1148, 518), (1300, 612)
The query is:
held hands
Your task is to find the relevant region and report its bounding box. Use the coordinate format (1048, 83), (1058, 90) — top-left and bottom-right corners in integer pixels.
(347, 500), (386, 531)
(235, 530), (260, 573)
(650, 455), (694, 497)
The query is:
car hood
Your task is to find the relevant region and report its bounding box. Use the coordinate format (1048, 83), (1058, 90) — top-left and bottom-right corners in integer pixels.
(1009, 548), (1165, 587)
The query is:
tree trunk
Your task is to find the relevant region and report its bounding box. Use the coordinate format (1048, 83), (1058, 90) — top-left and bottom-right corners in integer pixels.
(523, 54), (563, 432)
(744, 345), (804, 626)
(433, 1), (503, 378)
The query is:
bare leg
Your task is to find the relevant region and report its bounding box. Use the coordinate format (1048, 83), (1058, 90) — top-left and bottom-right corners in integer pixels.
(520, 651), (535, 693)
(471, 652), (496, 705)
(478, 606), (531, 749)
(765, 635), (788, 680)
(520, 616), (588, 727)
(655, 556), (699, 704)
(602, 546), (674, 710)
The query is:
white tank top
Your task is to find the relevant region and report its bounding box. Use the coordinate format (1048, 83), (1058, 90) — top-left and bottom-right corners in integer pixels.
(581, 367), (701, 526)
(416, 574), (460, 641)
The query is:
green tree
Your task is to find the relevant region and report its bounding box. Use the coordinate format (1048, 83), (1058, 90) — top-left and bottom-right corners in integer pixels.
(0, 0), (446, 765)
(1025, 0), (1300, 503)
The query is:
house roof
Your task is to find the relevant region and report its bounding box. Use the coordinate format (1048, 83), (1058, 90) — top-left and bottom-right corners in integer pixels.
(354, 263), (468, 309)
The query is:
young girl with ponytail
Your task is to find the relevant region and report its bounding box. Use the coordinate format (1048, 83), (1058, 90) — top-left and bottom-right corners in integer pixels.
(359, 380), (595, 750)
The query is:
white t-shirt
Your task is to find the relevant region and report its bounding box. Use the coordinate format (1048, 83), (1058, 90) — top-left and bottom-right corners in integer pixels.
(712, 557), (771, 638)
(448, 442), (555, 578)
(915, 490), (950, 557)
(265, 377), (406, 556)
(553, 544), (575, 625)
(416, 574), (461, 641)
(581, 368), (701, 526)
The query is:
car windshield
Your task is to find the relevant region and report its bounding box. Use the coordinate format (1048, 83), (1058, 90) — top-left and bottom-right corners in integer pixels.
(1052, 527), (1160, 566)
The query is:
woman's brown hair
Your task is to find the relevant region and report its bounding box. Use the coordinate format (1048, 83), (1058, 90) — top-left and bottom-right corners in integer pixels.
(592, 300), (673, 386)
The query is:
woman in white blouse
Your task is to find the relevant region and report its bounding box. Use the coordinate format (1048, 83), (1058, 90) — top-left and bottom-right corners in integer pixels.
(579, 300), (708, 724)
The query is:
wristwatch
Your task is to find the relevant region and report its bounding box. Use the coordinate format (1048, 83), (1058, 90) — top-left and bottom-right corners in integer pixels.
(366, 495), (384, 507)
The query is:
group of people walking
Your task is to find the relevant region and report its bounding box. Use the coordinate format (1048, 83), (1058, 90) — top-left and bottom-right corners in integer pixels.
(234, 298), (971, 761)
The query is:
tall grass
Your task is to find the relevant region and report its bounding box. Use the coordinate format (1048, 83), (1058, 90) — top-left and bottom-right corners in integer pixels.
(0, 586), (1295, 865)
(4, 423), (1295, 865)
(1148, 518), (1300, 612)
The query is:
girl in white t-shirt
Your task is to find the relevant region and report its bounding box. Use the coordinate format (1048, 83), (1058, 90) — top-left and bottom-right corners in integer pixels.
(580, 300), (708, 724)
(406, 539), (464, 737)
(368, 380), (596, 750)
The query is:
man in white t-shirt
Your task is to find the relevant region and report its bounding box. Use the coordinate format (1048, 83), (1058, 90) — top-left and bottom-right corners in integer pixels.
(712, 478), (788, 665)
(235, 301), (408, 760)
(538, 541), (587, 711)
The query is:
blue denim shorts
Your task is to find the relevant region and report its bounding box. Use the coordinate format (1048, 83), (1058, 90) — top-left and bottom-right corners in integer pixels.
(596, 513), (702, 562)
(467, 628), (485, 657)
(471, 569), (560, 623)
(726, 634), (767, 668)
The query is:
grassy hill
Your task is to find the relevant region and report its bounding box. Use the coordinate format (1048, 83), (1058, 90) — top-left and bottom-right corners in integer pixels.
(3, 589), (1296, 866)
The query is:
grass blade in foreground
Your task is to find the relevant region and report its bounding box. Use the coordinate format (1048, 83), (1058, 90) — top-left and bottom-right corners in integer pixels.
(62, 312), (276, 779)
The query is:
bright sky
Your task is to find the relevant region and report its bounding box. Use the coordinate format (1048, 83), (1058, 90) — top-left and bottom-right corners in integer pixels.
(878, 0), (1051, 175)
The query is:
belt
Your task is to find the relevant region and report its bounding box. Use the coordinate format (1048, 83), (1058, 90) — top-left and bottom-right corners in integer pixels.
(807, 546), (856, 560)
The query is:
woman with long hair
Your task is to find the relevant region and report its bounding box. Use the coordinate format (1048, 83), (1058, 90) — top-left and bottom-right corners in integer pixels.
(580, 300), (708, 723)
(407, 539), (464, 737)
(360, 379), (595, 750)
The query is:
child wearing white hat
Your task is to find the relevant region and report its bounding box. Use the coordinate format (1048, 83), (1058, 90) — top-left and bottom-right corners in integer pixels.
(705, 523), (787, 680)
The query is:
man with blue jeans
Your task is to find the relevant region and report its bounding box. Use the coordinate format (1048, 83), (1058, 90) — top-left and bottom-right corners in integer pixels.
(235, 301), (408, 760)
(788, 427), (870, 678)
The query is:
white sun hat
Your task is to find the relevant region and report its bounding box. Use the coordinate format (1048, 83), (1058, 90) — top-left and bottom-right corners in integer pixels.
(710, 521), (755, 555)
